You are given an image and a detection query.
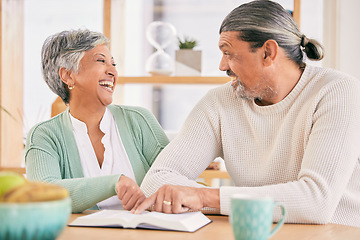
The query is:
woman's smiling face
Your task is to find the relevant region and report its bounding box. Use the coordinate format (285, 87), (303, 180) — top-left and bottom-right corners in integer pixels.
(69, 44), (118, 107)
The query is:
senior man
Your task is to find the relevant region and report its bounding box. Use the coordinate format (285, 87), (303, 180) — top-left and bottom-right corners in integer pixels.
(135, 0), (360, 227)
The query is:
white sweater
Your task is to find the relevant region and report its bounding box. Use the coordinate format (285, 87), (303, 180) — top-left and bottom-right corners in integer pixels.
(141, 65), (360, 227)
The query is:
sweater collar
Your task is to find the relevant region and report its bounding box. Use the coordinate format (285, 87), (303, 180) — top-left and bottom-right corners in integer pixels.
(61, 108), (84, 178)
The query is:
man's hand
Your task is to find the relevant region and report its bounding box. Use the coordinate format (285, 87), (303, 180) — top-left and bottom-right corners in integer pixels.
(116, 175), (145, 211)
(133, 185), (220, 214)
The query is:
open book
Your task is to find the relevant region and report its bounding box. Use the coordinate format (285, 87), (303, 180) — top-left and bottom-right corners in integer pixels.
(69, 210), (212, 232)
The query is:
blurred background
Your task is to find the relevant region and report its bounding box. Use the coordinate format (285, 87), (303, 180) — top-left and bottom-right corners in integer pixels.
(1, 0), (359, 168)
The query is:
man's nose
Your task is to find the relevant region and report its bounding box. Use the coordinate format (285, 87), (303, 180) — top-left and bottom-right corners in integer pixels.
(219, 56), (229, 71)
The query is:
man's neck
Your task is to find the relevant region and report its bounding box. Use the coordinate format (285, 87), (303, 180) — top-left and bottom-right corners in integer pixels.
(261, 62), (304, 106)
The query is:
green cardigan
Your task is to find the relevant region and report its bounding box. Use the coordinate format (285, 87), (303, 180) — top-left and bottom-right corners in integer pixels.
(25, 105), (169, 213)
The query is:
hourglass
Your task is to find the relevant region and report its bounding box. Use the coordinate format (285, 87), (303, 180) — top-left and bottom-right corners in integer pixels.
(145, 21), (176, 76)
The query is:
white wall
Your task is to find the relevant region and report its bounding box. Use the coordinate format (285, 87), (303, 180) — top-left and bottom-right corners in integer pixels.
(338, 0), (360, 79)
(300, 0), (323, 67)
(23, 0), (103, 136)
(321, 0), (360, 79)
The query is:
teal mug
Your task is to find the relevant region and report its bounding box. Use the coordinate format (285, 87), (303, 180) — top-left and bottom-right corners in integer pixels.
(230, 194), (286, 240)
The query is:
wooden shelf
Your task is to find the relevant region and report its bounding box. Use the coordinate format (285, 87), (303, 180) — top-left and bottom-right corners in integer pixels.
(198, 170), (231, 186)
(0, 167), (26, 174)
(118, 76), (230, 85)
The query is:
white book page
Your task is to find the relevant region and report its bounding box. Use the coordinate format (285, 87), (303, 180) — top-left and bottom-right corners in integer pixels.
(134, 211), (211, 232)
(69, 210), (138, 228)
(69, 210), (211, 232)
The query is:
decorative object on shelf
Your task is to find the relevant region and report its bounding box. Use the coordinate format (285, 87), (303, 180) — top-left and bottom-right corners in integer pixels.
(175, 36), (202, 76)
(145, 21), (177, 76)
(177, 36), (197, 49)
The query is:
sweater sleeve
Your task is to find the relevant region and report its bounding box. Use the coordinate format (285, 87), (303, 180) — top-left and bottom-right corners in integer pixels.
(25, 122), (120, 213)
(141, 89), (223, 196)
(122, 106), (170, 168)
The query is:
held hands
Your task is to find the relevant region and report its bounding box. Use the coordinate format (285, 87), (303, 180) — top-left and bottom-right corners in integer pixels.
(133, 185), (219, 214)
(116, 175), (145, 211)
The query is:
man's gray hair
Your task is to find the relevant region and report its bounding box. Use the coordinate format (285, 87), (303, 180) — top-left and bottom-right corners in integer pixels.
(41, 29), (109, 104)
(220, 0), (324, 66)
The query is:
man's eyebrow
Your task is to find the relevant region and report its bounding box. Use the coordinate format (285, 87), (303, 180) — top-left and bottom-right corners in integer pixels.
(219, 43), (228, 49)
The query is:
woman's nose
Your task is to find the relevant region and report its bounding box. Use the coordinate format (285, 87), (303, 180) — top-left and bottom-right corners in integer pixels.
(106, 64), (117, 77)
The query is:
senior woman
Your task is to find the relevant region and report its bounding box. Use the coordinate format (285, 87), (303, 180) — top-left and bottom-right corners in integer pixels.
(25, 29), (169, 213)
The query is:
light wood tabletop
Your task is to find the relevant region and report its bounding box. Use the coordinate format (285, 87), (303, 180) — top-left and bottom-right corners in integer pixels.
(57, 211), (360, 240)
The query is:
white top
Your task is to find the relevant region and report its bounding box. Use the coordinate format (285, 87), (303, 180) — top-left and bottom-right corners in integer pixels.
(70, 108), (136, 210)
(141, 65), (360, 227)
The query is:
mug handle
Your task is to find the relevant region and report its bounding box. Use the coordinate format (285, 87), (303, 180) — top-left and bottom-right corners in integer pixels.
(269, 201), (286, 238)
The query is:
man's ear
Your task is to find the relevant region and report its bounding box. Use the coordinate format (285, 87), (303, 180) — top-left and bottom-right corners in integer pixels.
(262, 39), (278, 66)
(59, 67), (73, 86)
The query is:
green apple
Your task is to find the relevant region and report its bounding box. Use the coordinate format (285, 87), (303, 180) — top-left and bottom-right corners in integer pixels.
(0, 171), (27, 197)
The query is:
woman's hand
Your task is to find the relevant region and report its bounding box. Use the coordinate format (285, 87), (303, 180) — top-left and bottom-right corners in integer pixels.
(116, 175), (145, 211)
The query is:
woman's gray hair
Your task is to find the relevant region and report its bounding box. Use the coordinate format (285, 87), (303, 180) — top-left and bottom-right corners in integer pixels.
(220, 0), (324, 66)
(41, 29), (110, 104)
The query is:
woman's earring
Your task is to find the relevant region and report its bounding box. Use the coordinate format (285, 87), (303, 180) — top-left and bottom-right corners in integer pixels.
(68, 84), (74, 90)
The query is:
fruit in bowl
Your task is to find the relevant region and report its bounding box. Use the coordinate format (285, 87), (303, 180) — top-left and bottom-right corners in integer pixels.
(0, 171), (71, 240)
(0, 171), (27, 196)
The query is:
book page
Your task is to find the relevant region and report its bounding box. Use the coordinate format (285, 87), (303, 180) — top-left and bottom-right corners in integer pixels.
(69, 210), (138, 228)
(86, 210), (139, 221)
(135, 211), (211, 232)
(69, 210), (211, 232)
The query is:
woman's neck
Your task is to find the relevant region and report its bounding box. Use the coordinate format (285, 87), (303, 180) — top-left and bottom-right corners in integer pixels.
(68, 103), (106, 130)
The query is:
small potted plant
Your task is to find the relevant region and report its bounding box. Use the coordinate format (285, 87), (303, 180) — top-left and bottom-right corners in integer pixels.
(175, 36), (202, 76)
(178, 36), (198, 49)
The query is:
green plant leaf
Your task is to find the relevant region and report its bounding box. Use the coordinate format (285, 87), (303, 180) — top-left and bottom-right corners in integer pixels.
(1, 106), (17, 122)
(178, 36), (198, 49)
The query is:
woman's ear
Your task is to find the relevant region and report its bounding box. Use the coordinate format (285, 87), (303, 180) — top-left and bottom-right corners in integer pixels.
(59, 67), (73, 86)
(262, 39), (278, 66)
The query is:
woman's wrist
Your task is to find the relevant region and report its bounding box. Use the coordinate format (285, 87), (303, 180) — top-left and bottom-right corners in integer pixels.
(114, 174), (123, 194)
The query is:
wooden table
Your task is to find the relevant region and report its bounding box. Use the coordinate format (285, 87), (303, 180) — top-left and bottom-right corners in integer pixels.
(57, 211), (360, 240)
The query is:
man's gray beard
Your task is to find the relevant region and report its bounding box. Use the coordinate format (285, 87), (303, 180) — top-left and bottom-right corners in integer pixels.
(232, 80), (277, 102)
(233, 80), (255, 100)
